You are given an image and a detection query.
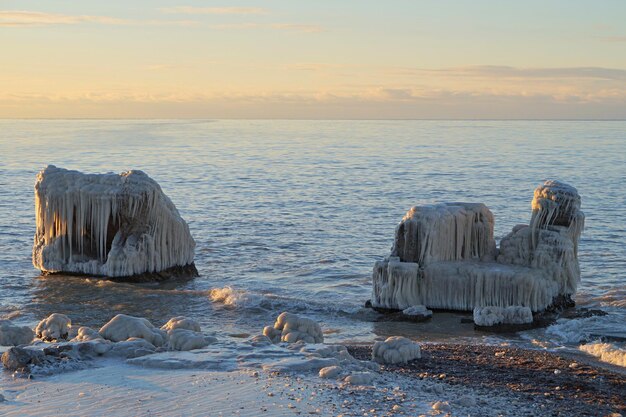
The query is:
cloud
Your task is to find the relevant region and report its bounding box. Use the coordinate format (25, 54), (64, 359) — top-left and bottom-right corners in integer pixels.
(597, 36), (626, 43)
(400, 65), (626, 81)
(210, 22), (324, 33)
(159, 7), (268, 15)
(0, 10), (195, 27)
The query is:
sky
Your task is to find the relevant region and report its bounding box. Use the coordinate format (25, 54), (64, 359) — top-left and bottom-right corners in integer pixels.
(2, 0), (626, 119)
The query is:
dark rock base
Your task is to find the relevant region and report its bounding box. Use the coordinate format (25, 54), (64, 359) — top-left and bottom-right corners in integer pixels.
(41, 263), (199, 283)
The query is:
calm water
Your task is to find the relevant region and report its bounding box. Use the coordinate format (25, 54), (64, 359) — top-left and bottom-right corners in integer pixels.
(0, 120), (624, 351)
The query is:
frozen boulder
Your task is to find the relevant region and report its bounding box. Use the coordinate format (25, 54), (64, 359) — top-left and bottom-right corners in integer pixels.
(2, 347), (45, 371)
(99, 314), (167, 347)
(371, 180), (584, 313)
(35, 313), (71, 341)
(372, 336), (421, 364)
(473, 306), (533, 327)
(263, 312), (324, 344)
(167, 329), (216, 351)
(0, 320), (34, 346)
(105, 338), (156, 358)
(32, 165), (197, 279)
(161, 316), (201, 332)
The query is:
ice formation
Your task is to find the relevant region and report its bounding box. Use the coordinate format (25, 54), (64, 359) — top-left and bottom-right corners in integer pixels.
(402, 305), (433, 318)
(371, 180), (584, 312)
(160, 316), (201, 333)
(70, 326), (104, 342)
(0, 320), (34, 346)
(344, 372), (375, 385)
(32, 165), (196, 278)
(372, 336), (421, 364)
(473, 306), (533, 327)
(319, 365), (342, 379)
(99, 314), (167, 347)
(35, 313), (71, 341)
(263, 312), (324, 344)
(167, 329), (216, 351)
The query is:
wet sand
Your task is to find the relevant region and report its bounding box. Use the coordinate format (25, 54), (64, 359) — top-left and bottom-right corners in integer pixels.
(348, 343), (626, 416)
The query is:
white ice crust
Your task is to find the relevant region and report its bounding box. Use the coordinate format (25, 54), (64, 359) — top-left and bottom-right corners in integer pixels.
(160, 316), (201, 333)
(35, 313), (71, 341)
(372, 336), (421, 364)
(167, 329), (216, 351)
(0, 320), (35, 346)
(99, 314), (167, 347)
(402, 305), (433, 317)
(473, 306), (533, 327)
(263, 312), (324, 344)
(32, 165), (195, 277)
(70, 326), (104, 342)
(371, 180), (584, 312)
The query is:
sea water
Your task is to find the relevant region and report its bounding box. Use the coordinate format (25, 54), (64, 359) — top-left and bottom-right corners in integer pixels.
(1, 120), (624, 362)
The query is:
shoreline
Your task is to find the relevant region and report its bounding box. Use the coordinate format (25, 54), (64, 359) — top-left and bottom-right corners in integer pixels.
(347, 343), (626, 416)
(1, 340), (624, 416)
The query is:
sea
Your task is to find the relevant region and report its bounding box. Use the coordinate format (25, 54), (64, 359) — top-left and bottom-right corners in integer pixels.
(1, 120), (624, 366)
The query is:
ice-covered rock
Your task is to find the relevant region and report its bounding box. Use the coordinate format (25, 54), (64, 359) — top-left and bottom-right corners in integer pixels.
(167, 329), (216, 351)
(0, 320), (34, 346)
(402, 305), (433, 321)
(372, 336), (421, 364)
(473, 306), (533, 327)
(70, 326), (104, 342)
(161, 316), (201, 333)
(105, 338), (156, 358)
(1, 346), (45, 371)
(263, 312), (324, 344)
(32, 165), (197, 279)
(35, 313), (71, 341)
(371, 180), (584, 313)
(99, 314), (167, 347)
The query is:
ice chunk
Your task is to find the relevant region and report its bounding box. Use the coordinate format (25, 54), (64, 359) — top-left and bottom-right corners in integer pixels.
(473, 306), (533, 327)
(0, 320), (34, 346)
(32, 165), (196, 278)
(167, 329), (216, 351)
(161, 316), (201, 333)
(99, 314), (167, 347)
(344, 372), (375, 385)
(70, 326), (104, 342)
(35, 313), (71, 341)
(263, 312), (324, 344)
(372, 336), (421, 364)
(319, 365), (342, 379)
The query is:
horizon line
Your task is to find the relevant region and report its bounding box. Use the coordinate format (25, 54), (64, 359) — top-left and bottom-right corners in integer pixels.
(1, 117), (626, 122)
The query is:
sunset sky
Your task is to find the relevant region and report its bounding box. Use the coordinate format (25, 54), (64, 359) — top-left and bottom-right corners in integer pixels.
(2, 1), (626, 119)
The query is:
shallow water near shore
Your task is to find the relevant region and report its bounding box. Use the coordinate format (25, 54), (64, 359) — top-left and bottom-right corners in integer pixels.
(1, 120), (624, 363)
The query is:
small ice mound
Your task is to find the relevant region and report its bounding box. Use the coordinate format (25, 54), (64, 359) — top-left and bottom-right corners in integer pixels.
(402, 305), (433, 321)
(579, 342), (626, 367)
(372, 336), (421, 364)
(344, 372), (375, 386)
(35, 313), (71, 341)
(263, 312), (324, 344)
(247, 334), (273, 347)
(99, 314), (167, 347)
(70, 326), (104, 342)
(167, 329), (216, 351)
(0, 320), (34, 346)
(319, 365), (342, 379)
(432, 401), (451, 413)
(473, 306), (533, 327)
(161, 316), (201, 333)
(106, 338), (156, 358)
